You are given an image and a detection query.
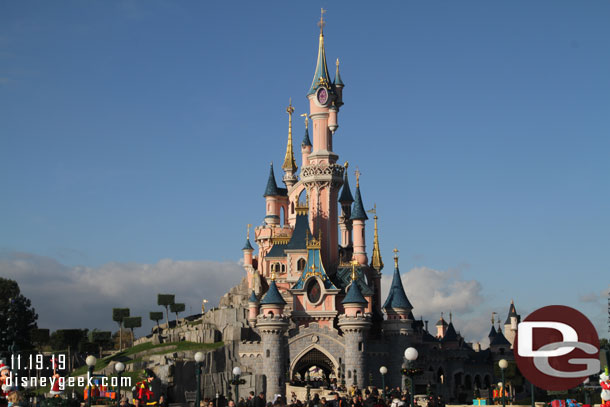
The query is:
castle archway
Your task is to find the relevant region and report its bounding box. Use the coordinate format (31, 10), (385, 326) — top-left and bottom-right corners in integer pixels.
(289, 344), (339, 385)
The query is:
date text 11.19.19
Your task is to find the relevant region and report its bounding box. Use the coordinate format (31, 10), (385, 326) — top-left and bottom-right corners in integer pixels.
(10, 354), (66, 371)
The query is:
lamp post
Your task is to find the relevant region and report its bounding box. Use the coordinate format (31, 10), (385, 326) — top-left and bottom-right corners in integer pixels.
(115, 362), (125, 407)
(499, 359), (508, 407)
(86, 355), (97, 407)
(379, 366), (387, 400)
(232, 367), (242, 401)
(404, 347), (419, 407)
(195, 352), (205, 407)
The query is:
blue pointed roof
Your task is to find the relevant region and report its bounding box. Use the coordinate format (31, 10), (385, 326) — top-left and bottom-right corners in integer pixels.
(242, 239), (253, 251)
(342, 280), (367, 305)
(263, 163), (280, 197)
(504, 301), (519, 324)
(248, 290), (258, 303)
(260, 280), (286, 305)
(350, 185), (368, 220)
(339, 171), (354, 203)
(382, 264), (413, 310)
(488, 325), (497, 338)
(334, 59), (344, 87)
(308, 32), (333, 95)
(302, 127), (312, 147)
(292, 243), (337, 291)
(285, 212), (311, 250)
(442, 322), (459, 342)
(490, 327), (511, 346)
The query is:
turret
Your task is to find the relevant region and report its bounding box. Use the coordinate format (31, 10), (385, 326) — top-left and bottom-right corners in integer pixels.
(382, 249), (413, 322)
(435, 313), (448, 338)
(263, 163), (281, 226)
(247, 290), (259, 327)
(488, 312), (498, 342)
(242, 224), (254, 266)
(338, 164), (354, 247)
(350, 170), (368, 264)
(282, 100), (298, 188)
(256, 273), (289, 397)
(300, 115), (312, 167)
(503, 300), (520, 346)
(333, 58), (344, 108)
(342, 263), (368, 316)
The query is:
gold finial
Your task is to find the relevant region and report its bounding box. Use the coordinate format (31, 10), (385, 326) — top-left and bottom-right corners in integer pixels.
(368, 205), (383, 271)
(355, 168), (361, 187)
(491, 312), (496, 325)
(300, 113), (309, 129)
(271, 270), (276, 281)
(318, 8), (326, 34)
(336, 58), (340, 68)
(350, 259), (359, 282)
(246, 224), (251, 240)
(393, 248), (399, 268)
(449, 311), (452, 323)
(344, 161), (349, 169)
(282, 98), (297, 173)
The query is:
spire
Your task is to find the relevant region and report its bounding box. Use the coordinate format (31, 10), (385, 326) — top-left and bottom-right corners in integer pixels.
(368, 205), (383, 271)
(301, 114), (312, 147)
(263, 163), (280, 197)
(382, 249), (413, 310)
(282, 99), (298, 173)
(339, 162), (354, 203)
(504, 300), (519, 324)
(308, 9), (333, 95)
(334, 58), (344, 86)
(350, 169), (368, 220)
(248, 290), (258, 303)
(243, 223), (254, 251)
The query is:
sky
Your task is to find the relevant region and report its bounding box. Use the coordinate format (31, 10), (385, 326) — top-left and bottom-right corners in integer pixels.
(1, 1), (609, 344)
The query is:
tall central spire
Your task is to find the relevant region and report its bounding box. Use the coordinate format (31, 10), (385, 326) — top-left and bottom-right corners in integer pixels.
(282, 98), (297, 174)
(308, 9), (332, 95)
(369, 205), (384, 271)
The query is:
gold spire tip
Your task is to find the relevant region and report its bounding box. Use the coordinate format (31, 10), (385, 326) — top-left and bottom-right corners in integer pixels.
(355, 168), (361, 187)
(336, 58), (340, 67)
(350, 259), (359, 282)
(300, 113), (309, 129)
(393, 247), (399, 267)
(344, 161), (349, 169)
(271, 271), (276, 281)
(247, 224), (251, 240)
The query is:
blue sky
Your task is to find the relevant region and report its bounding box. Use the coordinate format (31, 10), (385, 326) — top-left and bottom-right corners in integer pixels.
(1, 1), (609, 340)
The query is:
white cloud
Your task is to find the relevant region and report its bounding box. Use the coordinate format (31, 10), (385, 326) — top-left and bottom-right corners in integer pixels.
(0, 251), (244, 333)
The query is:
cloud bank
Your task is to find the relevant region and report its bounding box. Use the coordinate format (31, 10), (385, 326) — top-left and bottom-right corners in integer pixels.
(0, 251), (244, 333)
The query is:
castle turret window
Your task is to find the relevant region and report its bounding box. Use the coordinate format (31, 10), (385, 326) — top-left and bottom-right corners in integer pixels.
(307, 279), (321, 303)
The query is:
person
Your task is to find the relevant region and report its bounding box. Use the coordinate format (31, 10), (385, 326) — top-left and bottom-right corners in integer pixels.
(253, 393), (266, 407)
(247, 392), (256, 407)
(389, 392), (404, 407)
(158, 395), (168, 407)
(134, 369), (157, 407)
(350, 396), (361, 407)
(6, 391), (23, 407)
(228, 401), (236, 407)
(320, 397), (327, 407)
(310, 394), (320, 407)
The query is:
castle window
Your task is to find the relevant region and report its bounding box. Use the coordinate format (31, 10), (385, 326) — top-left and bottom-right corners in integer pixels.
(266, 349), (270, 358)
(306, 279), (321, 303)
(358, 341), (363, 352)
(297, 258), (306, 272)
(281, 264), (286, 272)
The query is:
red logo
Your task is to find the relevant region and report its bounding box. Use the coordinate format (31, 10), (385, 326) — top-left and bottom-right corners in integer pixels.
(514, 305), (600, 391)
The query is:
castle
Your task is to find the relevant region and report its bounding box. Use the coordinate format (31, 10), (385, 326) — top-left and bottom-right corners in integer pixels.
(234, 13), (521, 402)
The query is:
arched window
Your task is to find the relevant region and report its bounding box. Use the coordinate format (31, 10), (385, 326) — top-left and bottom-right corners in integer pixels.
(281, 264), (286, 272)
(297, 258), (306, 272)
(266, 349), (270, 358)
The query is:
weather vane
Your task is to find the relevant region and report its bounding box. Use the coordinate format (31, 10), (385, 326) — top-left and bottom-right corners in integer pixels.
(367, 203), (377, 215)
(300, 113), (309, 129)
(318, 8), (326, 33)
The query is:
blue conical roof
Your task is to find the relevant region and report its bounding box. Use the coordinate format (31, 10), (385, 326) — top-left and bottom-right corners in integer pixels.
(260, 280), (286, 305)
(350, 185), (368, 220)
(302, 127), (312, 147)
(382, 264), (413, 310)
(263, 163), (280, 197)
(242, 239), (253, 251)
(342, 281), (367, 305)
(488, 325), (497, 338)
(334, 59), (344, 87)
(339, 171), (354, 203)
(308, 32), (333, 95)
(248, 290), (258, 303)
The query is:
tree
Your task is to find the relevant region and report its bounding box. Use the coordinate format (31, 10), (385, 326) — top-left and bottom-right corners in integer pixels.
(0, 278), (38, 356)
(112, 308), (130, 351)
(89, 330), (113, 357)
(30, 328), (50, 351)
(123, 317), (142, 345)
(170, 303), (186, 326)
(49, 329), (88, 351)
(157, 294), (175, 328)
(149, 312), (164, 333)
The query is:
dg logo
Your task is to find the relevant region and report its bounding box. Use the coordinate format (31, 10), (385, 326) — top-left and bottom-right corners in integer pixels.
(514, 305), (600, 391)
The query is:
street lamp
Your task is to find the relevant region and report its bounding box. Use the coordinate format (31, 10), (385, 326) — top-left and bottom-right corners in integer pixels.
(115, 362), (125, 407)
(379, 366), (387, 400)
(404, 347), (419, 407)
(86, 355), (97, 407)
(194, 352), (205, 407)
(499, 359), (508, 407)
(232, 366), (242, 401)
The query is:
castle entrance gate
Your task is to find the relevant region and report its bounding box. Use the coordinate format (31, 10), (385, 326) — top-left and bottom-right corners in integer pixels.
(290, 346), (338, 386)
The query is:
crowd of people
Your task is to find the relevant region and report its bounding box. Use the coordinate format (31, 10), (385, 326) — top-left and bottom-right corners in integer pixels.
(200, 387), (445, 407)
